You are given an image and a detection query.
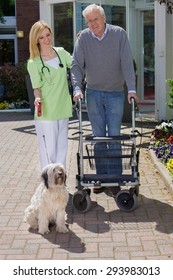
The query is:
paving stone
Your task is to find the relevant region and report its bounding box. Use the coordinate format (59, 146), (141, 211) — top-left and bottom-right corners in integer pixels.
(0, 111), (173, 260)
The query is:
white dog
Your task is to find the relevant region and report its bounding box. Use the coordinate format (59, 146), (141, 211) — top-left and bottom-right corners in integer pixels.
(24, 163), (69, 235)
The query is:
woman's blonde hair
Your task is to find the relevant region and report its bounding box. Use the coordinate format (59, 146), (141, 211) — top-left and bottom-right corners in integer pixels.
(29, 20), (52, 60)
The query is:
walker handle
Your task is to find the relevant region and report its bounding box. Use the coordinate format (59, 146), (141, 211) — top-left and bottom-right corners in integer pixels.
(130, 96), (139, 112)
(75, 98), (82, 111)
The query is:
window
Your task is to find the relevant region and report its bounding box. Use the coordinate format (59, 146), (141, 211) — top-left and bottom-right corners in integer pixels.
(0, 0), (16, 65)
(53, 3), (73, 54)
(0, 0), (15, 17)
(0, 38), (15, 65)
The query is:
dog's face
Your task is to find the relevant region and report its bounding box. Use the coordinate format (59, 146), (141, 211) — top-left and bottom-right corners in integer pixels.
(41, 163), (66, 189)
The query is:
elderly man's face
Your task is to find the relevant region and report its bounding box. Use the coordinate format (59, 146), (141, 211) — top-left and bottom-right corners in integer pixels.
(85, 9), (106, 38)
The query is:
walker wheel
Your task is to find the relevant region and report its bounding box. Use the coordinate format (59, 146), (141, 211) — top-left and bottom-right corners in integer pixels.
(115, 190), (137, 212)
(134, 185), (139, 196)
(72, 190), (91, 213)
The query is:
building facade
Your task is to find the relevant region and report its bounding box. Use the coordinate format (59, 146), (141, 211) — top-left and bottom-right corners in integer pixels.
(0, 0), (39, 64)
(0, 0), (173, 120)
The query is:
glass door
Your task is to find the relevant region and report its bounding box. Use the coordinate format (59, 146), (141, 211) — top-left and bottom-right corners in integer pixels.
(138, 9), (155, 101)
(143, 10), (155, 101)
(53, 2), (73, 54)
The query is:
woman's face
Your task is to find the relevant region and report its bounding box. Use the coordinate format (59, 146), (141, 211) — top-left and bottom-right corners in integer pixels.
(37, 28), (52, 49)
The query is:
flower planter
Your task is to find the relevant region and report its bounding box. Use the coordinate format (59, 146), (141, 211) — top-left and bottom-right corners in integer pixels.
(149, 148), (173, 195)
(150, 119), (173, 194)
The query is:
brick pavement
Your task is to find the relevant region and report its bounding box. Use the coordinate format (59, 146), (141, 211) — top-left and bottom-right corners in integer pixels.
(0, 111), (173, 260)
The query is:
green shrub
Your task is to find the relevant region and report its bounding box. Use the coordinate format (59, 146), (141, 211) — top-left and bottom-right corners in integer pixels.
(166, 79), (173, 109)
(0, 62), (28, 102)
(0, 100), (8, 110)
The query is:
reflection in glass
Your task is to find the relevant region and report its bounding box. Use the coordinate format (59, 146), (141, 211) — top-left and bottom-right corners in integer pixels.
(144, 10), (155, 100)
(0, 39), (15, 66)
(53, 3), (73, 54)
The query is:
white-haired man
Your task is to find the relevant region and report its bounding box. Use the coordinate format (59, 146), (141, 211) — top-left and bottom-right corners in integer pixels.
(71, 4), (138, 192)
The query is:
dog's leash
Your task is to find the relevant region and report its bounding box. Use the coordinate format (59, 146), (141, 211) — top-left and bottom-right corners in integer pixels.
(43, 135), (51, 164)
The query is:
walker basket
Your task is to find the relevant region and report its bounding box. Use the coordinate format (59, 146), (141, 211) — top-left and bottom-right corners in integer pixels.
(85, 140), (135, 174)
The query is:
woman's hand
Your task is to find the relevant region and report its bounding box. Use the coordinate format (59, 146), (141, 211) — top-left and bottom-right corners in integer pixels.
(34, 97), (41, 107)
(33, 88), (42, 107)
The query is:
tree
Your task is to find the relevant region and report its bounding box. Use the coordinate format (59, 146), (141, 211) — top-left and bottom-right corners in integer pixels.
(156, 0), (173, 14)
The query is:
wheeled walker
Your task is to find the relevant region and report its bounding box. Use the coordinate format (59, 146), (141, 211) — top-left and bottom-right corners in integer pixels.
(72, 97), (140, 212)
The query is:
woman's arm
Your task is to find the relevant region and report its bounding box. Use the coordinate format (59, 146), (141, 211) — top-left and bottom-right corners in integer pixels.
(33, 88), (42, 107)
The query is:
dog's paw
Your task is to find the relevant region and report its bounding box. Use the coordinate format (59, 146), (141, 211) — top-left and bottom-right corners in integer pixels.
(38, 228), (50, 235)
(31, 225), (39, 230)
(56, 225), (69, 233)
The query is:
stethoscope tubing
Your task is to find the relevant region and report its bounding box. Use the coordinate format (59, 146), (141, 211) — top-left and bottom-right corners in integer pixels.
(40, 47), (64, 74)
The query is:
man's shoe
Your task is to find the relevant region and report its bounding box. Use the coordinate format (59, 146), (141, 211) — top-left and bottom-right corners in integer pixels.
(93, 187), (105, 194)
(104, 186), (121, 197)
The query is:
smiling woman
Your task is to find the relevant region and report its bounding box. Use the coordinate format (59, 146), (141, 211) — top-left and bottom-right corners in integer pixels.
(27, 20), (72, 171)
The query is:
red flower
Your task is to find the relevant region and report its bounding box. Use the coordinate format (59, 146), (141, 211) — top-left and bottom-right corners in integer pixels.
(168, 136), (173, 144)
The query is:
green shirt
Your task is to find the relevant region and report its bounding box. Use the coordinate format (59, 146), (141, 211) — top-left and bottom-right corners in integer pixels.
(27, 47), (72, 120)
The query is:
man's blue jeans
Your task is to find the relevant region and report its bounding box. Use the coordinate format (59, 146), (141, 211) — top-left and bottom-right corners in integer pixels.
(86, 89), (125, 175)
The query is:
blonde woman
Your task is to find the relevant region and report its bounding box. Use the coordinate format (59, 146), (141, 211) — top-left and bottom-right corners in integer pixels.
(27, 20), (72, 170)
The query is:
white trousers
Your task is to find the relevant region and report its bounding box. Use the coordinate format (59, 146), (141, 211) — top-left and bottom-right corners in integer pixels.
(35, 119), (69, 170)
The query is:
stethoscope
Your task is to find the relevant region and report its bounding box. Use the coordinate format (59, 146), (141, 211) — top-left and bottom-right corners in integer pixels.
(40, 47), (64, 75)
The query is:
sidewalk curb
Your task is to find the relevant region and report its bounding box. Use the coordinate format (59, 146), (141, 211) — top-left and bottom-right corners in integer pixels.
(149, 148), (173, 195)
(0, 109), (31, 113)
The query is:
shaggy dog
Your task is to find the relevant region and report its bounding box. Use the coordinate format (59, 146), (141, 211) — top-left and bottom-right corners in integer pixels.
(24, 163), (69, 235)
